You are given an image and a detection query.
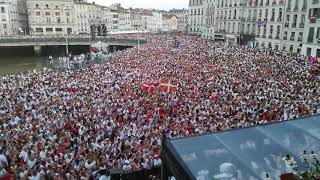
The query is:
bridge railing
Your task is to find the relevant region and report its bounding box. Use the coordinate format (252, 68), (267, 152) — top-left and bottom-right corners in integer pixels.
(0, 36), (145, 45)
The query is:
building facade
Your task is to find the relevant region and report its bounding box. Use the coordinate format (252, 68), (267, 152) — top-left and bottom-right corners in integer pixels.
(27, 0), (75, 35)
(0, 0), (28, 36)
(169, 8), (188, 32)
(188, 0), (205, 35)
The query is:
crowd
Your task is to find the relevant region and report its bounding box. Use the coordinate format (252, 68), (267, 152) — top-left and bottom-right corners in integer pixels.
(0, 33), (320, 179)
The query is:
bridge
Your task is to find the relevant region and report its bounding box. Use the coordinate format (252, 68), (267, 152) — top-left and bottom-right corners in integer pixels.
(0, 36), (146, 55)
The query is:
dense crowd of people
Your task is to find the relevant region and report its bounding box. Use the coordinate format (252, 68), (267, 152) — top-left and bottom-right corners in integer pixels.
(0, 33), (319, 179)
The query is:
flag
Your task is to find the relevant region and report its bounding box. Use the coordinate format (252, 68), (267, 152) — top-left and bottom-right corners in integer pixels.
(66, 87), (78, 93)
(310, 56), (318, 64)
(160, 80), (178, 93)
(142, 82), (157, 93)
(209, 92), (219, 101)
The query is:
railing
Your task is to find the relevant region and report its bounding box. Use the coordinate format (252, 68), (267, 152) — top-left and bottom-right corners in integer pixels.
(302, 7), (307, 11)
(110, 167), (161, 180)
(0, 36), (144, 45)
(284, 23), (289, 27)
(277, 18), (282, 22)
(299, 23), (305, 28)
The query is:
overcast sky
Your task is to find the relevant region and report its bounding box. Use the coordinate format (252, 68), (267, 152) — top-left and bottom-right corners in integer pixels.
(88, 0), (188, 10)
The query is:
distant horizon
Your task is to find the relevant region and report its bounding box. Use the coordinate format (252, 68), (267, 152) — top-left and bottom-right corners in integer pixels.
(87, 0), (188, 11)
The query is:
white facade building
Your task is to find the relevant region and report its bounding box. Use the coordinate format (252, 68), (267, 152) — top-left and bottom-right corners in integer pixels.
(141, 11), (162, 33)
(27, 0), (75, 35)
(188, 0), (205, 35)
(0, 0), (28, 36)
(169, 8), (189, 32)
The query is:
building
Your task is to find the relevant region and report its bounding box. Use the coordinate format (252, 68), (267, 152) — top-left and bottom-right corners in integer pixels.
(188, 0), (205, 35)
(169, 8), (189, 32)
(73, 0), (100, 35)
(301, 0), (320, 57)
(141, 10), (162, 33)
(203, 0), (215, 39)
(0, 0), (28, 36)
(27, 0), (75, 35)
(162, 14), (178, 32)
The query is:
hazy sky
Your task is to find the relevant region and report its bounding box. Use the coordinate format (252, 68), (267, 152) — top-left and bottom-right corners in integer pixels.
(88, 0), (188, 10)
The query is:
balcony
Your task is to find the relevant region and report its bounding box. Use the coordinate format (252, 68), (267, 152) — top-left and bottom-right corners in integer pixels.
(268, 35), (273, 39)
(299, 23), (305, 28)
(284, 22), (289, 27)
(310, 16), (317, 23)
(287, 8), (291, 12)
(290, 37), (295, 41)
(292, 23), (296, 28)
(301, 7), (307, 12)
(277, 18), (282, 22)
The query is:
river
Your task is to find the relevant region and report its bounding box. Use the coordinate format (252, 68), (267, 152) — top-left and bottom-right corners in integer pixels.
(0, 56), (47, 75)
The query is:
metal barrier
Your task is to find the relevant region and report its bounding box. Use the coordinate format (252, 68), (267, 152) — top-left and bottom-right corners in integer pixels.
(110, 167), (161, 180)
(0, 37), (144, 45)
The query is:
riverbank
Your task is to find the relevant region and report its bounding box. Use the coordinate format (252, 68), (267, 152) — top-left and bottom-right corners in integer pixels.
(0, 57), (46, 75)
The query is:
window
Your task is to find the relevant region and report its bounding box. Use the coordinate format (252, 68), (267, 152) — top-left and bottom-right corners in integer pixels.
(36, 12), (40, 16)
(66, 12), (70, 16)
(290, 32), (295, 41)
(45, 12), (50, 16)
(55, 28), (62, 32)
(67, 18), (69, 23)
(45, 4), (49, 9)
(1, 7), (5, 13)
(55, 12), (60, 16)
(298, 32), (303, 41)
(36, 4), (39, 8)
(56, 17), (61, 23)
(46, 28), (53, 32)
(308, 27), (315, 43)
(307, 48), (311, 56)
(35, 28), (43, 32)
(290, 45), (293, 51)
(46, 17), (50, 23)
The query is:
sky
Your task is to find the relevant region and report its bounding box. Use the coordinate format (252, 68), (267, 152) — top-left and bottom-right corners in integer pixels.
(88, 0), (188, 10)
